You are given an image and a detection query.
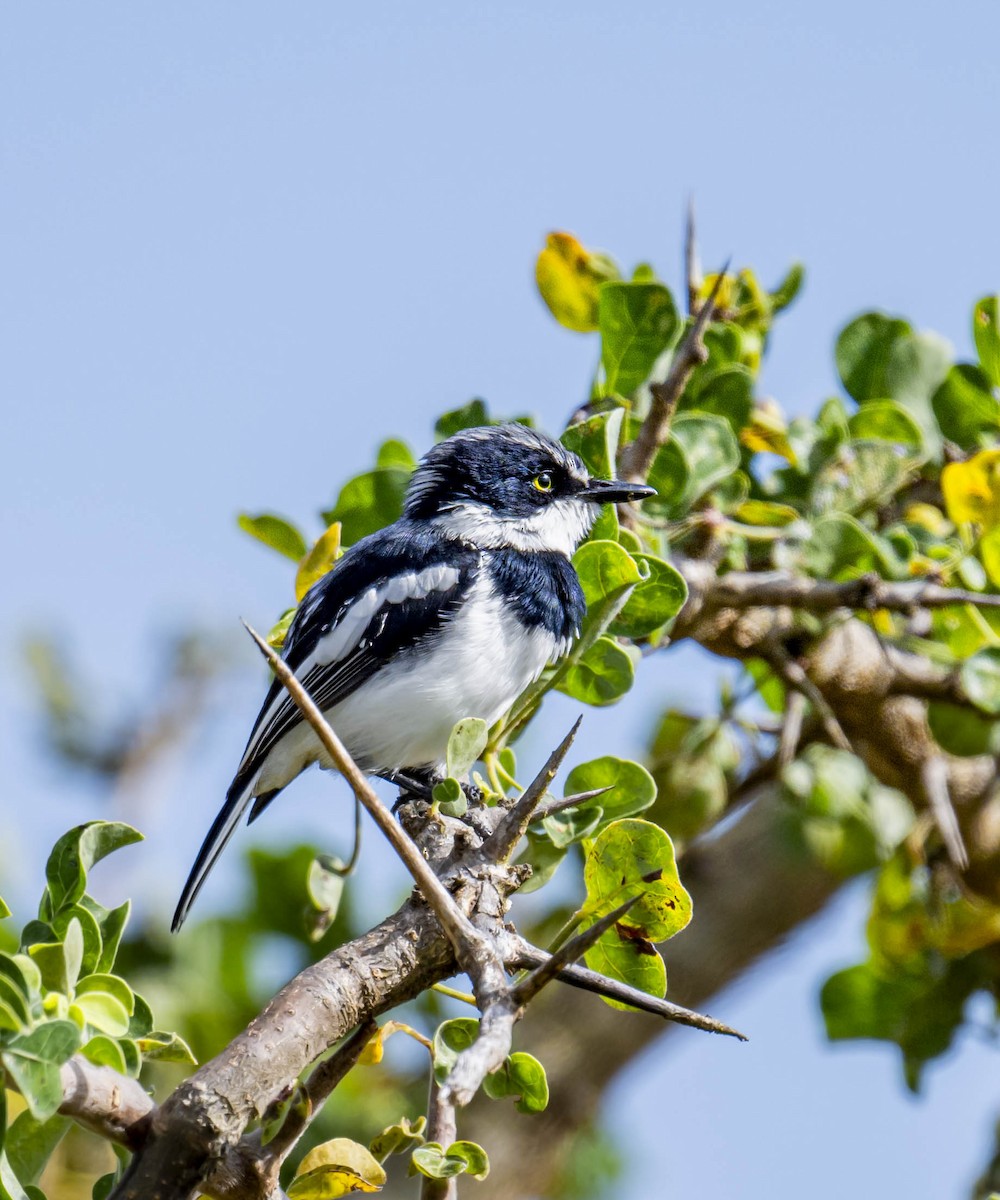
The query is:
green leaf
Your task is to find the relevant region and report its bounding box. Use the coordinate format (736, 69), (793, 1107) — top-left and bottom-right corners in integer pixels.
(81, 1034), (127, 1074)
(556, 637), (635, 706)
(5, 1110), (70, 1186)
(483, 1051), (549, 1113)
(928, 701), (1000, 757)
(411, 1141), (490, 1181)
(684, 363), (754, 434)
(883, 329), (952, 447)
(599, 282), (681, 397)
(643, 437), (691, 518)
(539, 805), (603, 851)
(582, 818), (692, 943)
(671, 414), (740, 503)
(432, 1017), (479, 1083)
(236, 513), (308, 562)
(127, 992), (154, 1039)
(515, 832), (569, 894)
(135, 1030), (196, 1065)
(562, 757), (657, 834)
(610, 554), (687, 639)
(836, 312), (912, 403)
(0, 968), (31, 1030)
(82, 898), (130, 976)
(801, 513), (900, 581)
(0, 898), (9, 920)
(27, 941), (72, 996)
(435, 399), (490, 439)
(573, 540), (642, 611)
(431, 777), (467, 817)
(44, 823), (143, 914)
(446, 719), (488, 779)
(2, 1021), (81, 1120)
(51, 905), (104, 979)
(306, 856), (345, 943)
(561, 408), (624, 481)
(974, 295), (1000, 387)
(960, 647), (1000, 714)
(820, 955), (984, 1090)
(780, 747), (913, 874)
(848, 400), (924, 449)
(75, 973), (134, 1015)
(71, 992), (130, 1038)
(376, 438), (417, 471)
(321, 467), (411, 546)
(931, 363), (1000, 449)
(369, 1115), (427, 1162)
(583, 928), (666, 1012)
(771, 262), (805, 312)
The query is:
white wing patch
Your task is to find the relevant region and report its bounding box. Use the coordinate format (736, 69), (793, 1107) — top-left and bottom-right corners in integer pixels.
(238, 564), (461, 770)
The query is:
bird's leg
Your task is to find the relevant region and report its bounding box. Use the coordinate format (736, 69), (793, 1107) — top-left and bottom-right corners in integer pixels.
(461, 780), (485, 806)
(381, 769), (436, 808)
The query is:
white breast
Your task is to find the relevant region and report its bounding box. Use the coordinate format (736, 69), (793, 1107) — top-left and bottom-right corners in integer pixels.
(257, 575), (557, 788)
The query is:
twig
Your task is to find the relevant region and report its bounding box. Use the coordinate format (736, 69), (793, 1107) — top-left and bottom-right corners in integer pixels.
(778, 690), (807, 767)
(685, 195), (702, 316)
(242, 622), (487, 965)
(921, 757), (969, 871)
(504, 936), (746, 1040)
(618, 262), (729, 484)
(484, 719), (582, 860)
(686, 565), (1000, 615)
(422, 1075), (459, 1200)
(511, 896), (641, 1006)
(763, 640), (851, 752)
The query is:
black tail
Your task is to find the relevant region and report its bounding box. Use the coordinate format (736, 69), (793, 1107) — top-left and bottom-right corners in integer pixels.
(171, 773), (280, 932)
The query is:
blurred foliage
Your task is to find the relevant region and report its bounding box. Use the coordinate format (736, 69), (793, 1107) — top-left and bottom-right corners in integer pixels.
(9, 225), (1000, 1196)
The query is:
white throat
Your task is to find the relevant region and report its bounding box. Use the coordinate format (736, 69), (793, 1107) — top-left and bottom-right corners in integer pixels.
(433, 499), (596, 556)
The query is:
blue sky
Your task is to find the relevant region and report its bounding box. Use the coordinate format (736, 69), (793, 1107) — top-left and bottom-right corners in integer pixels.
(3, 2), (1000, 1196)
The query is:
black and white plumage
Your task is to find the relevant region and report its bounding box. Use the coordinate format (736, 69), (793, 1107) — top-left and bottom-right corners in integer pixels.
(172, 423), (655, 930)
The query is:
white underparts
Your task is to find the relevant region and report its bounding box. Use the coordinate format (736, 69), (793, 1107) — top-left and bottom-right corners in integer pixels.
(254, 574), (560, 790)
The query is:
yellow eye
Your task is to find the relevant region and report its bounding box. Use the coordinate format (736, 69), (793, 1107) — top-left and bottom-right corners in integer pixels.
(532, 472), (553, 493)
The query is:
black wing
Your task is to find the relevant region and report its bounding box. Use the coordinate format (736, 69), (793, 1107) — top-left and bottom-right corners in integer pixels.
(171, 522), (478, 931)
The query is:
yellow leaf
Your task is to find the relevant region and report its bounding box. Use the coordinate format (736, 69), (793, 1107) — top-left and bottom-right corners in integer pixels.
(290, 1139), (386, 1198)
(904, 503), (950, 537)
(266, 607), (297, 650)
(296, 522), (343, 602)
(287, 1167), (381, 1199)
(740, 401), (796, 463)
(358, 1019), (432, 1065)
(932, 894), (1000, 957)
(535, 232), (619, 333)
(941, 449), (1000, 529)
(981, 527), (1000, 588)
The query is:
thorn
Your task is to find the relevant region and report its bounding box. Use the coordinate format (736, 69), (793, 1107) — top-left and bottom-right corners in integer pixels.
(512, 895), (641, 1006)
(533, 785), (616, 824)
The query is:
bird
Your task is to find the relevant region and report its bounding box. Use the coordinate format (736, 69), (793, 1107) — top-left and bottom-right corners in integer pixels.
(171, 423), (655, 930)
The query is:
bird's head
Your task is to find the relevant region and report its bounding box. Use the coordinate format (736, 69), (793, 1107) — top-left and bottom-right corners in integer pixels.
(404, 424), (656, 555)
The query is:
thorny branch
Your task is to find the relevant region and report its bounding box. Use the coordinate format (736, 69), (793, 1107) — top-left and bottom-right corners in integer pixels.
(94, 642), (740, 1199)
(617, 263), (728, 486)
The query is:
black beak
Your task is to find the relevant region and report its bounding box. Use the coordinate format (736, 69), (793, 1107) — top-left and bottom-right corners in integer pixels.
(577, 477), (658, 504)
